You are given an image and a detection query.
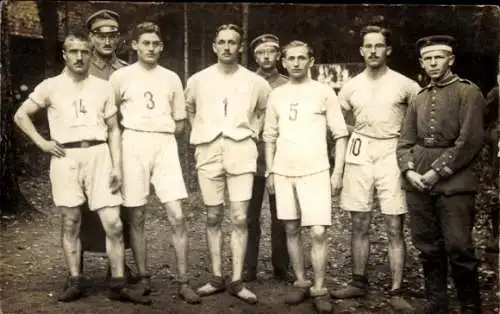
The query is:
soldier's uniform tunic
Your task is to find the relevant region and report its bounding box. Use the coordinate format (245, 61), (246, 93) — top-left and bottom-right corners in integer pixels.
(89, 53), (128, 80)
(397, 74), (485, 312)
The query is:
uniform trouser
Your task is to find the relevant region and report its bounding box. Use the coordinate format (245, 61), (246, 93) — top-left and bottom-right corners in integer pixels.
(245, 175), (289, 274)
(405, 192), (481, 313)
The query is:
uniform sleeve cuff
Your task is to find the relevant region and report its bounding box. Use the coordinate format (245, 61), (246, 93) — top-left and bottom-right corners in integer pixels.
(431, 164), (454, 178)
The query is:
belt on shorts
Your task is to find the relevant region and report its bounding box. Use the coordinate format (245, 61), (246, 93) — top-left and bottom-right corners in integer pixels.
(416, 137), (455, 148)
(60, 140), (106, 149)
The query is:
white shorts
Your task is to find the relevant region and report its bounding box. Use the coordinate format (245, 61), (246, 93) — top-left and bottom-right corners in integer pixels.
(50, 143), (123, 211)
(274, 170), (332, 227)
(122, 129), (188, 207)
(340, 133), (407, 215)
(195, 136), (257, 206)
(197, 172), (254, 206)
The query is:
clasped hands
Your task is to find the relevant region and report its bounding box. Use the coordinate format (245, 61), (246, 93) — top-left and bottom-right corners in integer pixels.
(405, 169), (440, 192)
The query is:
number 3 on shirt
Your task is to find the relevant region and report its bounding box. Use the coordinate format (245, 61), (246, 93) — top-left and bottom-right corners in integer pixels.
(144, 91), (155, 109)
(345, 133), (369, 165)
(289, 103), (298, 121)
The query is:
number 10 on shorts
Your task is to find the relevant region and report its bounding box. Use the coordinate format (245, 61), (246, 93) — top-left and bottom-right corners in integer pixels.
(345, 133), (369, 165)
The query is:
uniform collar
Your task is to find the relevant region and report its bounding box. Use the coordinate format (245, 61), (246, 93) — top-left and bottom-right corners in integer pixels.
(91, 52), (120, 70)
(425, 73), (459, 89)
(256, 68), (280, 81)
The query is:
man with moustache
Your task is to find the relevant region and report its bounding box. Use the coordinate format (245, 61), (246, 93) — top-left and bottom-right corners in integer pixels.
(263, 40), (348, 313)
(397, 35), (484, 314)
(330, 25), (420, 312)
(185, 24), (271, 304)
(109, 22), (200, 304)
(87, 10), (128, 80)
(13, 33), (150, 305)
(244, 33), (290, 283)
(79, 9), (134, 282)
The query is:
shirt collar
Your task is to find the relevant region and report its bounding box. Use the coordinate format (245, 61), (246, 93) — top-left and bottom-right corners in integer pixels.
(61, 67), (89, 82)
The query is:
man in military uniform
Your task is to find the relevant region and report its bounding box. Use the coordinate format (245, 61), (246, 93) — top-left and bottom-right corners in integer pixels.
(87, 9), (128, 80)
(397, 35), (484, 314)
(79, 9), (135, 282)
(244, 33), (290, 283)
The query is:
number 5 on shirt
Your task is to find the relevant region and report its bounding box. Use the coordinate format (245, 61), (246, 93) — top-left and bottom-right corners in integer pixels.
(345, 133), (369, 165)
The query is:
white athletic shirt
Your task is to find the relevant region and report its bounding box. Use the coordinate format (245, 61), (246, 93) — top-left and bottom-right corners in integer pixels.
(338, 68), (420, 139)
(28, 69), (116, 144)
(263, 79), (349, 177)
(185, 64), (271, 145)
(109, 63), (186, 133)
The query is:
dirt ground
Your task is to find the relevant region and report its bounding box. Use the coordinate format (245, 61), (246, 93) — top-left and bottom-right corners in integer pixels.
(1, 148), (499, 314)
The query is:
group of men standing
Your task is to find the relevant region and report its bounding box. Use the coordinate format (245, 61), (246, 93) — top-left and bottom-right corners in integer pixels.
(13, 8), (490, 314)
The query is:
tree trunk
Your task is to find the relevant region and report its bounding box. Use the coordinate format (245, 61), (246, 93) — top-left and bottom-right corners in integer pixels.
(241, 3), (249, 67)
(183, 3), (189, 85)
(0, 1), (38, 217)
(36, 0), (59, 77)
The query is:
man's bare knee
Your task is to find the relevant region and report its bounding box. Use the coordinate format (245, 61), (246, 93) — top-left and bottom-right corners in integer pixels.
(285, 221), (301, 237)
(164, 202), (185, 228)
(310, 226), (327, 243)
(206, 207), (223, 228)
(170, 214), (185, 229)
(61, 207), (81, 235)
(128, 207), (146, 229)
(351, 212), (371, 237)
(99, 208), (123, 239)
(107, 218), (123, 238)
(231, 210), (247, 229)
(385, 215), (404, 243)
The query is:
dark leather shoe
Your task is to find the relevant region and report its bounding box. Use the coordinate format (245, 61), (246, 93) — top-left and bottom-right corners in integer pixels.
(58, 276), (84, 302)
(109, 277), (151, 305)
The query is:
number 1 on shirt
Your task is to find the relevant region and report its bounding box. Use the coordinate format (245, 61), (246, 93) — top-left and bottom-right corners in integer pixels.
(289, 103), (298, 121)
(73, 99), (87, 118)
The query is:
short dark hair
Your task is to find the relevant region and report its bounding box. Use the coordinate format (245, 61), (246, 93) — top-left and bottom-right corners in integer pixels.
(63, 32), (90, 51)
(214, 24), (243, 42)
(132, 21), (162, 41)
(281, 40), (314, 58)
(360, 25), (392, 46)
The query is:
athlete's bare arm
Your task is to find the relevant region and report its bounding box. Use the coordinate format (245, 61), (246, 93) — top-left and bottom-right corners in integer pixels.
(14, 99), (65, 157)
(105, 114), (122, 193)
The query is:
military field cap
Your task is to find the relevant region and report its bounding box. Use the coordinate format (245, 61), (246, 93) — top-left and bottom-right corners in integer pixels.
(416, 35), (456, 56)
(250, 34), (280, 53)
(86, 9), (120, 32)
